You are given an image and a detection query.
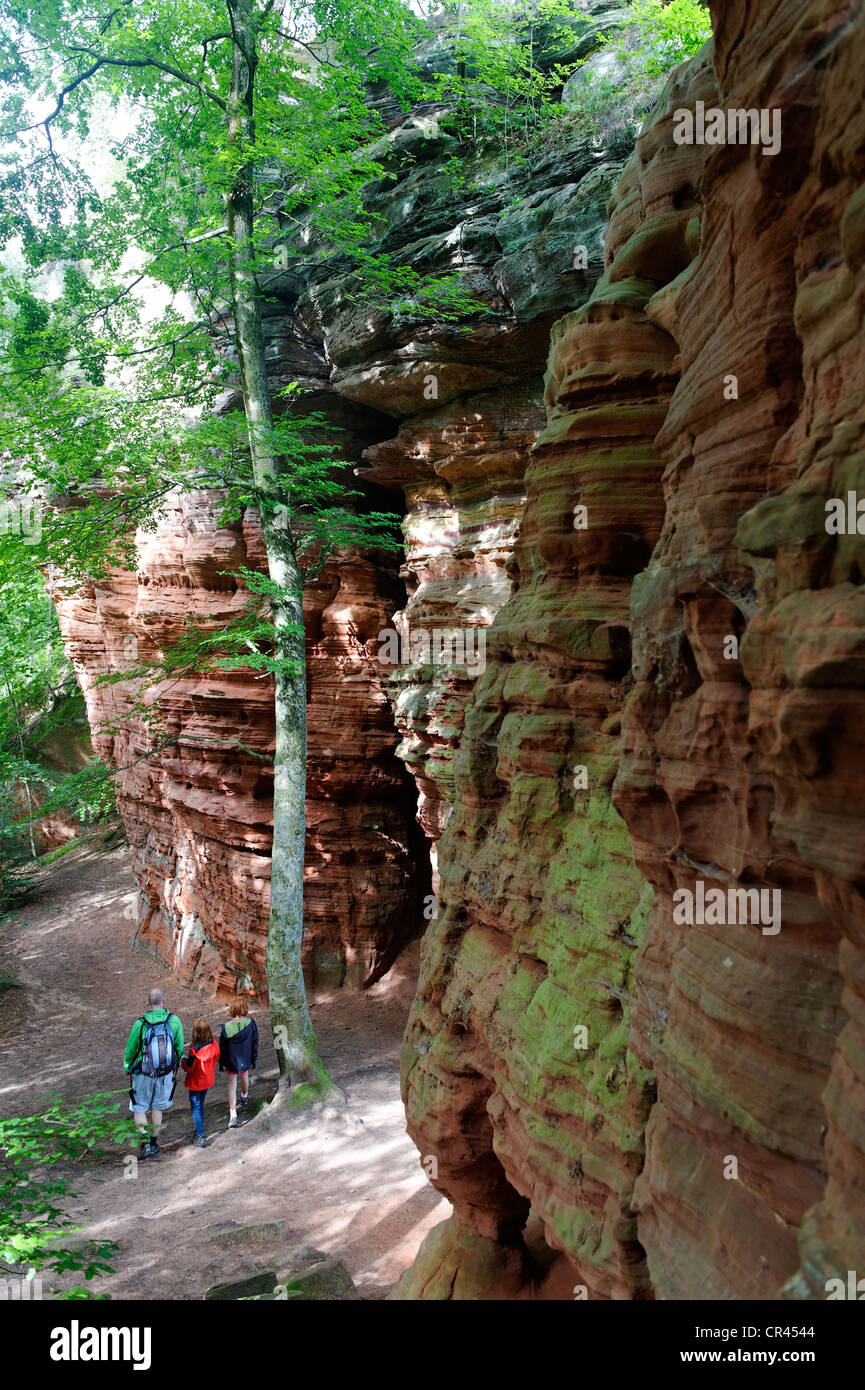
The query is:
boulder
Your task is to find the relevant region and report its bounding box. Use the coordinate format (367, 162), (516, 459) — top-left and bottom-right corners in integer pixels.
(205, 1271), (277, 1301)
(264, 1243), (329, 1283)
(209, 1221), (286, 1251)
(282, 1259), (362, 1302)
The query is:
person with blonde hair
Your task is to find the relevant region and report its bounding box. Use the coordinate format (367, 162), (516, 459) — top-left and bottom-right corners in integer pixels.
(218, 996), (259, 1129)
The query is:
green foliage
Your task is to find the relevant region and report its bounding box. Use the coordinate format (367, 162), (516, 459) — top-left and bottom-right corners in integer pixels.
(430, 0), (583, 149)
(38, 838), (82, 864)
(615, 0), (712, 76)
(543, 0), (710, 147)
(0, 538), (114, 872)
(0, 1091), (138, 1283)
(0, 552), (68, 745)
(0, 547), (71, 869)
(441, 153), (468, 192)
(36, 761), (118, 829)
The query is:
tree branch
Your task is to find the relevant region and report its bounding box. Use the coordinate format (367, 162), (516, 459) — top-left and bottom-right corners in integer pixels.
(74, 225), (229, 327)
(18, 59), (106, 134)
(256, 0), (280, 33)
(66, 46), (228, 111)
(277, 29), (337, 68)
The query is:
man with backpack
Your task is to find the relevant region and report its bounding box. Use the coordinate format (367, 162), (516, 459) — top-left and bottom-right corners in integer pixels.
(124, 987), (184, 1160)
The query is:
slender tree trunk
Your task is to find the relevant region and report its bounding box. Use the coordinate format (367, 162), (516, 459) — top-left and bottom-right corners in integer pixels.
(0, 657), (36, 859)
(225, 0), (327, 1097)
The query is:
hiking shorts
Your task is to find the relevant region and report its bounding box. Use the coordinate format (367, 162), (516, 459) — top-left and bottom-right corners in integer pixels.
(128, 1071), (176, 1113)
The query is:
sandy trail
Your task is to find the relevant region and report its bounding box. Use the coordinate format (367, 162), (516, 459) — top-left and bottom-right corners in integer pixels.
(0, 837), (448, 1299)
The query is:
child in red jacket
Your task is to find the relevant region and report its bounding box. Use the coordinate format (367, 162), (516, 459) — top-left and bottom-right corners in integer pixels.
(180, 1018), (220, 1148)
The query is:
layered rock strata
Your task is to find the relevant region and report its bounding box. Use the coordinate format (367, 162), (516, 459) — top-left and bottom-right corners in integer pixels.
(53, 8), (635, 996)
(52, 495), (423, 995)
(615, 0), (865, 1301)
(724, 0), (865, 1299)
(400, 0), (865, 1301)
(398, 52), (714, 1300)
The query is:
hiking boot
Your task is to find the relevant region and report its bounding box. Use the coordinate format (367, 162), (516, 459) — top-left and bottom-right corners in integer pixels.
(138, 1141), (150, 1161)
(228, 1115), (238, 1129)
(146, 1138), (160, 1157)
(193, 1135), (209, 1148)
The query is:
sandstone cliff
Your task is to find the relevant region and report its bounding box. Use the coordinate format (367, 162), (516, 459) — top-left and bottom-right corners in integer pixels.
(53, 0), (865, 1300)
(398, 2), (865, 1299)
(51, 497), (425, 995)
(52, 6), (634, 996)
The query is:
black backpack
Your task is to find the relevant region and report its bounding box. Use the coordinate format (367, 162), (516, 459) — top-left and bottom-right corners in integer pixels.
(138, 1014), (179, 1078)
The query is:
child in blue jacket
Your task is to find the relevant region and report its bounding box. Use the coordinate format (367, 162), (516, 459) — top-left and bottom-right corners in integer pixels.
(219, 996), (259, 1129)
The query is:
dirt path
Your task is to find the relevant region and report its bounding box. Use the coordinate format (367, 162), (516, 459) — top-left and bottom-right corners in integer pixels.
(0, 838), (449, 1299)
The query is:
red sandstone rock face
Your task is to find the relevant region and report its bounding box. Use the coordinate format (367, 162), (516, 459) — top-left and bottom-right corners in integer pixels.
(399, 0), (865, 1302)
(614, 0), (865, 1301)
(398, 53), (713, 1301)
(49, 0), (865, 1300)
(52, 495), (424, 996)
(362, 383), (545, 859)
(720, 0), (865, 1298)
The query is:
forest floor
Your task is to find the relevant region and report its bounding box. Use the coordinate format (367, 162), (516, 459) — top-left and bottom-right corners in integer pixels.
(0, 834), (449, 1300)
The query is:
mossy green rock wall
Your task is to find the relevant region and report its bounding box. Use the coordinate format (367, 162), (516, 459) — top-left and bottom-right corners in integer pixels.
(398, 51), (713, 1300)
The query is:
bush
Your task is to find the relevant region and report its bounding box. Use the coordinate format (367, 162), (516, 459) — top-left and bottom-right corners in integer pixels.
(0, 1090), (139, 1289)
(33, 760), (118, 829)
(618, 0), (712, 76)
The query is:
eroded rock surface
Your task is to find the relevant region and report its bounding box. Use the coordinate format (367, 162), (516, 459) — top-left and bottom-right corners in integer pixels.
(355, 132), (634, 864)
(399, 0), (865, 1301)
(399, 49), (712, 1301)
(53, 13), (634, 996)
(52, 498), (423, 995)
(51, 0), (865, 1300)
(614, 0), (865, 1301)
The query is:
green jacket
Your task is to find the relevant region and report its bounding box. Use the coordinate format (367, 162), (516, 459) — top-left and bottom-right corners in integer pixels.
(124, 1008), (184, 1073)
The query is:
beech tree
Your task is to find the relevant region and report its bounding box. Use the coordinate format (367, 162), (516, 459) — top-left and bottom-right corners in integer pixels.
(0, 0), (446, 1100)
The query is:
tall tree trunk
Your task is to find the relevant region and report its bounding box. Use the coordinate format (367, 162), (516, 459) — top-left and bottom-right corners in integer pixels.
(0, 647), (37, 859)
(226, 0), (327, 1096)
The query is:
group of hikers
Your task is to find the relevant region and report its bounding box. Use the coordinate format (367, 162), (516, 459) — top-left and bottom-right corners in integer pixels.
(123, 987), (259, 1155)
